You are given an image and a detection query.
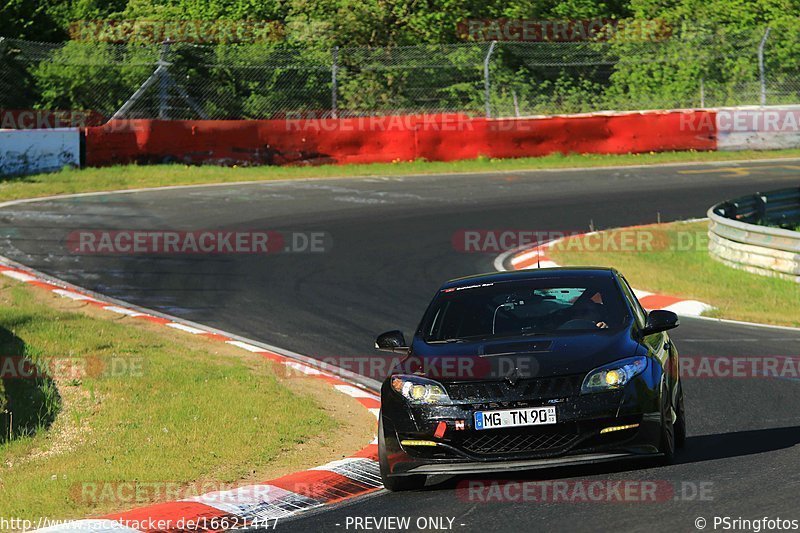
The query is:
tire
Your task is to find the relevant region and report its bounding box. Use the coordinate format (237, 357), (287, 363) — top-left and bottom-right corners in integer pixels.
(674, 382), (687, 449)
(658, 380), (676, 465)
(378, 415), (427, 492)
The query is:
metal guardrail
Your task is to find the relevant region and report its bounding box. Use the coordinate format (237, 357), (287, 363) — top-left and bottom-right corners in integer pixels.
(707, 187), (800, 282)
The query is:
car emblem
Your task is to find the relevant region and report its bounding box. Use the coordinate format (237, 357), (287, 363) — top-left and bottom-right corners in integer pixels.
(505, 367), (522, 387)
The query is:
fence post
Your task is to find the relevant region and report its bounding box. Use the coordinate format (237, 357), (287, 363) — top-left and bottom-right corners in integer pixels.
(483, 41), (497, 118)
(331, 46), (339, 119)
(112, 38), (207, 121)
(758, 27), (771, 106)
(512, 89), (520, 117)
(158, 40), (171, 119)
(699, 77), (705, 108)
(0, 37), (7, 74)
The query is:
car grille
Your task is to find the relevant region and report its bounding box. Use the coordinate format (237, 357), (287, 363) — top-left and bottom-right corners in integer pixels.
(460, 428), (578, 455)
(445, 375), (582, 402)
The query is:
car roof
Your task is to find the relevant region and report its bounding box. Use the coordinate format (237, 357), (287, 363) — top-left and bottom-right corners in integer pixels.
(440, 267), (619, 290)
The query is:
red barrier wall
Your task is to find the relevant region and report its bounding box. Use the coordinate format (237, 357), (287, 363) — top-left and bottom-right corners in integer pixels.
(84, 110), (717, 167)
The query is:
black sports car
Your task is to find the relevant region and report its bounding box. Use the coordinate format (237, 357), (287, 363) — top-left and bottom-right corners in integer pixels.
(375, 267), (686, 491)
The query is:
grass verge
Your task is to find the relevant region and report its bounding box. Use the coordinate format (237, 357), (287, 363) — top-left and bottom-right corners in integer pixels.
(4, 148), (800, 203)
(0, 277), (375, 521)
(547, 220), (800, 328)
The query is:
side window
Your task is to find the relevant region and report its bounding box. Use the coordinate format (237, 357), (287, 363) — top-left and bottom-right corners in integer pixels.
(619, 276), (647, 328)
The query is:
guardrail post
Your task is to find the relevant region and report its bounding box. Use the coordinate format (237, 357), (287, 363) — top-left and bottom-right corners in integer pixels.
(718, 201), (738, 219)
(758, 27), (771, 106)
(756, 193), (767, 224)
(483, 41), (497, 119)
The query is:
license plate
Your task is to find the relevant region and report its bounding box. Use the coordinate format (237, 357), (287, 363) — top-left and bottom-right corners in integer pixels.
(474, 406), (557, 430)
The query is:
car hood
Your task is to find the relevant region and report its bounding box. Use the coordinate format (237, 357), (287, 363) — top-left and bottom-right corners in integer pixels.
(403, 330), (641, 382)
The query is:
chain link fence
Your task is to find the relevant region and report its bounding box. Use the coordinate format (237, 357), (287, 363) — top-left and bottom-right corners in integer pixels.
(1, 27), (799, 123)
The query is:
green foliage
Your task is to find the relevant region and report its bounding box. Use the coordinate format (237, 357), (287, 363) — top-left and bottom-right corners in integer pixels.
(3, 1), (800, 117)
(30, 41), (155, 115)
(4, 0), (634, 45)
(0, 39), (39, 108)
(1, 0), (68, 42)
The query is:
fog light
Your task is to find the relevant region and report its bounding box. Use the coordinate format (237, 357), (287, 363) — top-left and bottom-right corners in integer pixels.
(600, 423), (640, 434)
(400, 440), (438, 447)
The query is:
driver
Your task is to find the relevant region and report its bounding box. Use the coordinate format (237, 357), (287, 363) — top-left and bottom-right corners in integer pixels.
(568, 292), (608, 329)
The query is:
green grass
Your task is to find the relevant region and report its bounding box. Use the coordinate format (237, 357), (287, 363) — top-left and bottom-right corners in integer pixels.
(0, 279), (339, 520)
(5, 148), (800, 203)
(548, 220), (800, 327)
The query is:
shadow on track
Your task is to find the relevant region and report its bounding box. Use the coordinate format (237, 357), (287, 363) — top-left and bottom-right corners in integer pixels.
(677, 426), (800, 463)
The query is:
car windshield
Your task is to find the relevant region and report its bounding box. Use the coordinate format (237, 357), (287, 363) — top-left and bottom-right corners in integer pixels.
(420, 276), (629, 342)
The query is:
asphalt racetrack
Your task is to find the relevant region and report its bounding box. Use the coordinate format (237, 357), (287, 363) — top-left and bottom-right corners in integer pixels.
(2, 160), (800, 532)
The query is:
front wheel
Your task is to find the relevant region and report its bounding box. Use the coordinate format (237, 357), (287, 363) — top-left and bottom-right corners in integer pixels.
(378, 415), (427, 491)
(658, 381), (676, 465)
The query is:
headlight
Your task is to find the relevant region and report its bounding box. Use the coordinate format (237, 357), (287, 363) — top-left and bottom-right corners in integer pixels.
(390, 375), (451, 405)
(581, 356), (648, 393)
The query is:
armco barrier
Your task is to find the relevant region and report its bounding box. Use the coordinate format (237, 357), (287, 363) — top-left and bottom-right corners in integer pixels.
(708, 188), (800, 282)
(84, 110), (718, 167)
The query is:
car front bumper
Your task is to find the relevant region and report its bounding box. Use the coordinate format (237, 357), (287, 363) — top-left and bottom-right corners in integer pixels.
(380, 377), (663, 477)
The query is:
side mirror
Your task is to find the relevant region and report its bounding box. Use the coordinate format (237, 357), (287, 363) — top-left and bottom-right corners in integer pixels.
(642, 310), (680, 335)
(375, 330), (408, 353)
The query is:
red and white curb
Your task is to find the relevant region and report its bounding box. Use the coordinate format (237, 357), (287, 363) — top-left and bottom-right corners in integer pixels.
(0, 263), (383, 532)
(497, 231), (714, 317)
